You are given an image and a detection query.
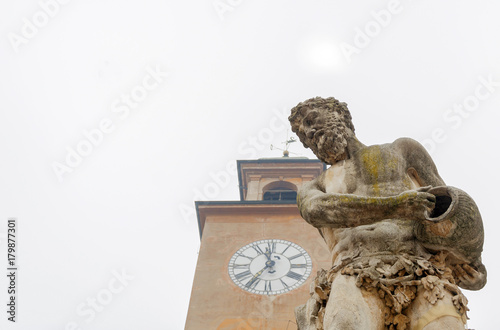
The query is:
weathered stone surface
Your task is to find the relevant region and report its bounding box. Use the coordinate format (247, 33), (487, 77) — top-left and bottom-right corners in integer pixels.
(289, 97), (486, 329)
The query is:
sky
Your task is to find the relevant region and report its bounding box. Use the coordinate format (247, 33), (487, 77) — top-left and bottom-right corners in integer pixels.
(0, 0), (499, 329)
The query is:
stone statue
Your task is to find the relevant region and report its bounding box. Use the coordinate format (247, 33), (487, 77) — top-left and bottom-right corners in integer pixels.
(289, 97), (486, 330)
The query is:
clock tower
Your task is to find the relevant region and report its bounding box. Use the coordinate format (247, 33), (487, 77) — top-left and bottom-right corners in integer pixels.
(185, 157), (330, 329)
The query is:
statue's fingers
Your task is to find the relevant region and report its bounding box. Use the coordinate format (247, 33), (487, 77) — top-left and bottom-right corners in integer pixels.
(417, 192), (436, 204)
(416, 185), (432, 192)
(453, 264), (466, 277)
(424, 200), (436, 213)
(424, 202), (435, 211)
(455, 265), (472, 281)
(462, 264), (477, 276)
(424, 193), (436, 204)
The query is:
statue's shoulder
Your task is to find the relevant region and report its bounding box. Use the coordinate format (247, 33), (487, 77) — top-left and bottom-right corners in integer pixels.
(392, 137), (426, 151)
(352, 139), (414, 158)
(391, 137), (432, 161)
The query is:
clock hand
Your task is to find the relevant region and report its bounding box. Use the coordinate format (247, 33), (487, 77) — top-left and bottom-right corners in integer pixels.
(246, 265), (269, 288)
(264, 247), (272, 261)
(264, 250), (276, 271)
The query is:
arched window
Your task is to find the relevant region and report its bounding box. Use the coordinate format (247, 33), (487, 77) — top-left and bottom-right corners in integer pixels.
(262, 181), (297, 201)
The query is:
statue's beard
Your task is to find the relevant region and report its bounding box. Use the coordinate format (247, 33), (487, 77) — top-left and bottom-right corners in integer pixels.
(309, 122), (349, 164)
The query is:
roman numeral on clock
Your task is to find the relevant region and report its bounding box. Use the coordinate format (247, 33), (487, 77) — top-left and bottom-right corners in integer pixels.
(281, 244), (291, 255)
(267, 242), (276, 253)
(286, 271), (303, 281)
(233, 264), (250, 269)
(235, 270), (252, 280)
(252, 245), (264, 254)
(288, 253), (302, 261)
(290, 264), (307, 269)
(264, 281), (272, 292)
(239, 253), (253, 260)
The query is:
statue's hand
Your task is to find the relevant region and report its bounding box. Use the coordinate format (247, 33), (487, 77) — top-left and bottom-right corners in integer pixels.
(416, 185), (432, 193)
(452, 263), (487, 290)
(397, 190), (436, 221)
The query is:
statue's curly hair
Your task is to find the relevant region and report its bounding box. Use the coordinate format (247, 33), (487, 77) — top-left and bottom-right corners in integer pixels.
(288, 96), (355, 148)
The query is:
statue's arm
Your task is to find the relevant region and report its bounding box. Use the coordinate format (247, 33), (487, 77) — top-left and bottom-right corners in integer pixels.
(297, 172), (435, 228)
(394, 137), (446, 187)
(395, 138), (487, 290)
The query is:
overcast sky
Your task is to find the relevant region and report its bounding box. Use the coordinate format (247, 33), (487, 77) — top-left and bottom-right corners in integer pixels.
(1, 1), (499, 329)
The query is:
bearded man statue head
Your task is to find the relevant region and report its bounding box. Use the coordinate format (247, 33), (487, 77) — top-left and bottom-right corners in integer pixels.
(289, 97), (356, 165)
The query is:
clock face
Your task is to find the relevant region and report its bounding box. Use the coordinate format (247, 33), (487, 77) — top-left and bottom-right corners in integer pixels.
(228, 239), (312, 295)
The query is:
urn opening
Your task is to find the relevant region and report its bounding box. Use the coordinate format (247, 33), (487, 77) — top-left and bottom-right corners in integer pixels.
(428, 189), (452, 219)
